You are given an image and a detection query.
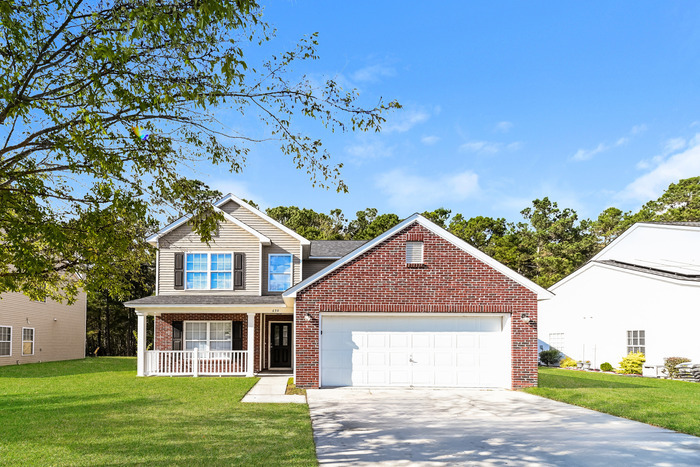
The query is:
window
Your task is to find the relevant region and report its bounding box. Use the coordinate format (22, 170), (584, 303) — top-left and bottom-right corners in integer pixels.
(406, 241), (424, 264)
(548, 333), (565, 354)
(22, 328), (34, 356)
(184, 321), (232, 352)
(185, 253), (233, 290)
(0, 326), (10, 357)
(627, 330), (645, 354)
(268, 254), (292, 292)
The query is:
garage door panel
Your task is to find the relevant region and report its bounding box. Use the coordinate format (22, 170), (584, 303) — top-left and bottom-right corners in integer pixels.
(320, 315), (509, 388)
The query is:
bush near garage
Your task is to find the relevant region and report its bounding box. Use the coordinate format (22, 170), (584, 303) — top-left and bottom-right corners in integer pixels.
(600, 362), (613, 372)
(664, 357), (691, 378)
(539, 348), (562, 366)
(560, 357), (578, 368)
(617, 352), (645, 375)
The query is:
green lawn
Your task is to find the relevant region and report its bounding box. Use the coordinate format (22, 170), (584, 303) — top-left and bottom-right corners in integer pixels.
(524, 367), (700, 436)
(0, 357), (317, 466)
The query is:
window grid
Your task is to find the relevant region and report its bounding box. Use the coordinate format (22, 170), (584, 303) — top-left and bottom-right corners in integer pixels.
(0, 326), (10, 357)
(627, 330), (645, 354)
(268, 254), (293, 292)
(22, 328), (34, 356)
(185, 253), (233, 290)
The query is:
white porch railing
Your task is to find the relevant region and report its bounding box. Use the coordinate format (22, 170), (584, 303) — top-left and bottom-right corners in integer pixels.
(145, 349), (249, 376)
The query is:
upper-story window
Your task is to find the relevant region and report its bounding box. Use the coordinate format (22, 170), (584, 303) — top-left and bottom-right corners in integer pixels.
(268, 254), (292, 292)
(186, 253), (233, 290)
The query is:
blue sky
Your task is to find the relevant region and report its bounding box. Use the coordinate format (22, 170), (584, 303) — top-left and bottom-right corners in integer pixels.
(198, 1), (700, 224)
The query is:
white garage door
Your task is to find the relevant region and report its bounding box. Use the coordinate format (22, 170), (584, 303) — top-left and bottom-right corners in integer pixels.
(320, 314), (510, 388)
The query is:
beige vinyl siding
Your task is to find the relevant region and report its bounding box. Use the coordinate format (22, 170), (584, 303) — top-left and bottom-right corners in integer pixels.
(158, 220), (261, 295)
(0, 292), (86, 366)
(220, 201), (303, 294)
(302, 259), (336, 280)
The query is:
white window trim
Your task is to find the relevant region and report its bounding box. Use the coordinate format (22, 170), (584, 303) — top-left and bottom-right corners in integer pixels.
(626, 329), (645, 354)
(184, 251), (234, 291)
(0, 325), (11, 357)
(22, 327), (35, 356)
(406, 241), (424, 264)
(184, 321), (233, 353)
(268, 253), (293, 292)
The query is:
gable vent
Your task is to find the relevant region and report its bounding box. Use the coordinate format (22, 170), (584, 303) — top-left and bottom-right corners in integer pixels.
(406, 241), (424, 264)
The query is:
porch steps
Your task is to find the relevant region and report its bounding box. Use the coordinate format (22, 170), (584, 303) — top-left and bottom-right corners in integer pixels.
(242, 376), (306, 404)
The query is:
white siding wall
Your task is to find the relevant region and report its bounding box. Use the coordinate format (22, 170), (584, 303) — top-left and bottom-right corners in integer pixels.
(539, 264), (700, 368)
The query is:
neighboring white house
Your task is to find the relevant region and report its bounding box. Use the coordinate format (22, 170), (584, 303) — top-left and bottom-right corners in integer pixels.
(538, 222), (700, 370)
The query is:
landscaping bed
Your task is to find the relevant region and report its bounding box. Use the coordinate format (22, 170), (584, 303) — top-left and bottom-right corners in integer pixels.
(0, 357), (316, 465)
(524, 367), (700, 437)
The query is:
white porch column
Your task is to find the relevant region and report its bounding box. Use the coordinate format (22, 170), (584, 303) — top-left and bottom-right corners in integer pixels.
(246, 313), (255, 377)
(136, 312), (146, 377)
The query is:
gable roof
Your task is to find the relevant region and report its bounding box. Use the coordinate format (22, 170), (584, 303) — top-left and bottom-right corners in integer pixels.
(214, 193), (310, 245)
(309, 240), (368, 258)
(283, 214), (553, 301)
(145, 205), (271, 246)
(590, 221), (700, 262)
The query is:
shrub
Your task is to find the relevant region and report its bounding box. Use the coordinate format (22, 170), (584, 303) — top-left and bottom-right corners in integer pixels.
(539, 348), (562, 366)
(560, 357), (577, 368)
(617, 352), (645, 374)
(664, 357), (691, 378)
(600, 362), (613, 372)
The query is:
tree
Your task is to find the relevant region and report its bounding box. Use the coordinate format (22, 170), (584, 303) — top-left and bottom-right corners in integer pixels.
(265, 206), (345, 240)
(421, 208), (451, 229)
(591, 207), (628, 248)
(347, 208), (400, 240)
(0, 0), (399, 301)
(448, 214), (506, 257)
(637, 177), (700, 222)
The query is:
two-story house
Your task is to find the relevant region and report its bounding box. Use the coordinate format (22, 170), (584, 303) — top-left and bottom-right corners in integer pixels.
(126, 194), (551, 389)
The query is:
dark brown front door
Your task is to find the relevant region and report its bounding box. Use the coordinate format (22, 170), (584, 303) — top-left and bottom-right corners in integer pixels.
(270, 322), (292, 368)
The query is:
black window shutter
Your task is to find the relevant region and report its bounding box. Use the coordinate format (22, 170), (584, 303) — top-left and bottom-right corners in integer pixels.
(172, 321), (183, 351)
(234, 253), (244, 288)
(232, 321), (243, 350)
(174, 252), (184, 290)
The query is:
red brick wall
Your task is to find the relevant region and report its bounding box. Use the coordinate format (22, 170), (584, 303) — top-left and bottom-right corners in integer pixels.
(295, 223), (538, 389)
(155, 313), (251, 355)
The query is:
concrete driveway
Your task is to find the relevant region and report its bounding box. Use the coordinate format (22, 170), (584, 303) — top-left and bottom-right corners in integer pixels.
(307, 388), (700, 466)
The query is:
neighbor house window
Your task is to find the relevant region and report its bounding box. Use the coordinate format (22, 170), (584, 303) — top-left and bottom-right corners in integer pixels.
(268, 254), (292, 292)
(0, 326), (10, 357)
(406, 241), (424, 264)
(185, 253), (233, 290)
(184, 321), (232, 352)
(548, 333), (565, 354)
(627, 330), (645, 354)
(22, 328), (34, 356)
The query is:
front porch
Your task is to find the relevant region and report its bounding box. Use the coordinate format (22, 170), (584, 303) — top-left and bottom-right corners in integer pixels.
(133, 300), (295, 377)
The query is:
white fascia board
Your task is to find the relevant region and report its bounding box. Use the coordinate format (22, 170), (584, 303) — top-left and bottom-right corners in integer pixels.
(214, 193), (311, 245)
(548, 262), (595, 291)
(283, 214), (554, 300)
(212, 207), (271, 245)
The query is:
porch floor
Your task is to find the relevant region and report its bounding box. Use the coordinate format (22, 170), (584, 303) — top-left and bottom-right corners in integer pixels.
(242, 375), (306, 404)
(257, 369), (294, 376)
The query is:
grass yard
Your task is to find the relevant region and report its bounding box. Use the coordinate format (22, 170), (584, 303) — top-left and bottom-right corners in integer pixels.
(524, 367), (700, 436)
(0, 357), (317, 466)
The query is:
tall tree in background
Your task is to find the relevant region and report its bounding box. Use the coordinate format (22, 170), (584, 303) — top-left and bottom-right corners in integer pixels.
(0, 0), (398, 301)
(266, 206), (345, 240)
(347, 208), (401, 240)
(448, 214), (507, 258)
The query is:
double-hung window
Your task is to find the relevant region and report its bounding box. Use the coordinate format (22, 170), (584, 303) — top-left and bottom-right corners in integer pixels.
(185, 253), (233, 290)
(22, 328), (34, 356)
(268, 254), (292, 292)
(627, 330), (645, 354)
(184, 322), (232, 352)
(0, 326), (10, 357)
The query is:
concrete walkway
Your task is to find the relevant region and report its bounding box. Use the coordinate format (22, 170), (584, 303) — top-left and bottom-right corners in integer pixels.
(241, 375), (306, 403)
(308, 388), (700, 466)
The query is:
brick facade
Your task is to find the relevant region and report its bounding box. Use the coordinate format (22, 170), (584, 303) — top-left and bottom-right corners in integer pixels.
(294, 222), (538, 389)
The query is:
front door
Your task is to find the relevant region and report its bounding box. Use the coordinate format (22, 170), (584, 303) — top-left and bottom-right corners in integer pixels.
(270, 322), (292, 368)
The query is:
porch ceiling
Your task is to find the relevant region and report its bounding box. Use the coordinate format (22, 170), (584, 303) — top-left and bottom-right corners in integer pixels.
(125, 295), (286, 307)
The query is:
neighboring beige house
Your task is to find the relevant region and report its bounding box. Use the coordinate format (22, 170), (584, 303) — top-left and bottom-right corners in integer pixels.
(0, 291), (87, 366)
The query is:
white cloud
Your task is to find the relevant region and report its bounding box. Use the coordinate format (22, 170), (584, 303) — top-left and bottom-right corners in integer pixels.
(494, 121), (513, 133)
(384, 109), (430, 133)
(375, 169), (480, 211)
(572, 126), (642, 162)
(420, 135), (440, 145)
(459, 140), (522, 154)
(635, 137), (688, 170)
(618, 139), (700, 202)
(663, 137), (687, 154)
(351, 64), (396, 83)
(630, 124), (648, 135)
(345, 140), (395, 161)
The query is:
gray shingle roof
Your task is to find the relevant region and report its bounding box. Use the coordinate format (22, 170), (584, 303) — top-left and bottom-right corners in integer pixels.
(596, 260), (700, 282)
(124, 295), (285, 307)
(309, 240), (368, 258)
(641, 221), (700, 227)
